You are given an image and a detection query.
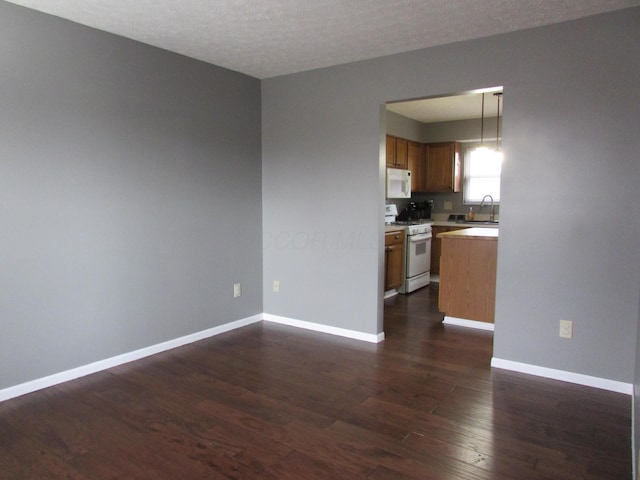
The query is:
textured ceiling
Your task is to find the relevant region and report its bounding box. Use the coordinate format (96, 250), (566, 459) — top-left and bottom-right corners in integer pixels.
(6, 0), (640, 79)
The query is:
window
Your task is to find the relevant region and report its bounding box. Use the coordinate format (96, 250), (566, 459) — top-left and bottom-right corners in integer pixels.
(463, 145), (502, 203)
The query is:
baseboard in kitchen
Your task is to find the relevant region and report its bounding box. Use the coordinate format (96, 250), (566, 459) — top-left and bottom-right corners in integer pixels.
(443, 316), (494, 331)
(491, 357), (632, 395)
(0, 314), (263, 403)
(263, 313), (385, 344)
(384, 289), (399, 299)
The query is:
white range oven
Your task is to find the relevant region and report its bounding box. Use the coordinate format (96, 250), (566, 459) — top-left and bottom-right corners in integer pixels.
(397, 221), (432, 294)
(385, 204), (432, 294)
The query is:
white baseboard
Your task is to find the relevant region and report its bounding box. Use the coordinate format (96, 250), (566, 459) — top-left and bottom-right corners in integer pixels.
(383, 289), (398, 299)
(443, 316), (494, 331)
(491, 357), (632, 395)
(3, 312), (629, 404)
(263, 313), (385, 344)
(0, 313), (385, 403)
(0, 314), (263, 403)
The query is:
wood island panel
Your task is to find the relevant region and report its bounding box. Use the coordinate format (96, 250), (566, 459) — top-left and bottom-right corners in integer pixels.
(438, 228), (498, 323)
(430, 225), (467, 275)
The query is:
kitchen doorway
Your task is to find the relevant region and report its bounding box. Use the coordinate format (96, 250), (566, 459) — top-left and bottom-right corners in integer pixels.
(382, 88), (503, 342)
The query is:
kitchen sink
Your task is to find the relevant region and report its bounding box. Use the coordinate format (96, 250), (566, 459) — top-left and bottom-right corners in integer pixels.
(455, 220), (499, 225)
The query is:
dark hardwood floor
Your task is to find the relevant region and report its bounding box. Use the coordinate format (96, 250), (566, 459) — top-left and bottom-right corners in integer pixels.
(0, 285), (631, 479)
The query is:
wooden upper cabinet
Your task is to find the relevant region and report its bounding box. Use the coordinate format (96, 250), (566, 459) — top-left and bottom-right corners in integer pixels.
(386, 137), (461, 193)
(424, 142), (462, 193)
(386, 135), (396, 167)
(385, 135), (409, 169)
(395, 138), (408, 169)
(407, 141), (424, 192)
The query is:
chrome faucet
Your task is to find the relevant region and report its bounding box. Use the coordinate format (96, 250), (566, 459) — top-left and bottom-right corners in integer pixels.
(480, 195), (495, 222)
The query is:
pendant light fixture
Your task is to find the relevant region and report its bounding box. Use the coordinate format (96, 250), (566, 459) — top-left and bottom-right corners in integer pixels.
(494, 92), (502, 151)
(466, 89), (503, 205)
(472, 92), (492, 160)
(479, 92), (486, 147)
(474, 91), (502, 153)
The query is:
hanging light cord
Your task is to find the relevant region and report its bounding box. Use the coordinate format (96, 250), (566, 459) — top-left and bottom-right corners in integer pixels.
(494, 92), (502, 151)
(480, 93), (485, 145)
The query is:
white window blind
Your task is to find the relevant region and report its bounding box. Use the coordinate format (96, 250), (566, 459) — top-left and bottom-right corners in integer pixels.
(463, 146), (502, 203)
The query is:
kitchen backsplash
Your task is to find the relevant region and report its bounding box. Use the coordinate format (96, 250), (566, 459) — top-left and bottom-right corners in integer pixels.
(386, 192), (500, 219)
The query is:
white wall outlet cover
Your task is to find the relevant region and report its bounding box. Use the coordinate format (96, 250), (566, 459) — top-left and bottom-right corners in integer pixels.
(233, 283), (241, 298)
(273, 280), (280, 293)
(444, 201), (453, 210)
(559, 319), (573, 339)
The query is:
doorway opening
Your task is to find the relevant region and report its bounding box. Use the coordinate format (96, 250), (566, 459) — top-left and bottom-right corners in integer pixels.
(382, 87), (503, 345)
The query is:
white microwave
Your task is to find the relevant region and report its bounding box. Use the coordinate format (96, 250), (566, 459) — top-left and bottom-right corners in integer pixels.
(386, 168), (411, 198)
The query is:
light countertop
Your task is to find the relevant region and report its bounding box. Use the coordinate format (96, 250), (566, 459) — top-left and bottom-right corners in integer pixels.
(385, 219), (498, 231)
(437, 227), (499, 239)
(432, 220), (498, 228)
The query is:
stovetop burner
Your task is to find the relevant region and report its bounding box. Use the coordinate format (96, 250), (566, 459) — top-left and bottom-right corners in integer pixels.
(388, 220), (431, 226)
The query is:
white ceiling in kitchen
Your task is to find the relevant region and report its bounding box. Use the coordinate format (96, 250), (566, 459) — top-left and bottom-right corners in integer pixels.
(387, 88), (504, 124)
(6, 0), (639, 79)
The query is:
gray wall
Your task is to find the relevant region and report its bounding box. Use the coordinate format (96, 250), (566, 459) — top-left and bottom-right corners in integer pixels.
(263, 8), (640, 382)
(0, 3), (262, 389)
(385, 110), (425, 141)
(262, 73), (382, 334)
(423, 117), (499, 144)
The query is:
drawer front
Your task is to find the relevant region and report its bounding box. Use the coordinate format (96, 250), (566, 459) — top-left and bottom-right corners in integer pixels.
(385, 230), (405, 246)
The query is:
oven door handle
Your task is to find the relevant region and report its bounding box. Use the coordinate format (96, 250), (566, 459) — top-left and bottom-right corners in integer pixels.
(409, 233), (432, 243)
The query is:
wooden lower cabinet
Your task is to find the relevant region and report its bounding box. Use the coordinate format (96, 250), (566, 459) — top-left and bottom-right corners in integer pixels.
(438, 231), (498, 323)
(430, 226), (466, 275)
(384, 229), (405, 291)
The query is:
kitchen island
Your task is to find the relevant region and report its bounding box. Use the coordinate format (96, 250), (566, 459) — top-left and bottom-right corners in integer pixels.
(438, 227), (498, 329)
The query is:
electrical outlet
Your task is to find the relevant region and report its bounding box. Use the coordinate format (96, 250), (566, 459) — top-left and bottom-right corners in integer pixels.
(233, 283), (241, 298)
(559, 319), (573, 339)
(273, 280), (280, 293)
(444, 201), (453, 210)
